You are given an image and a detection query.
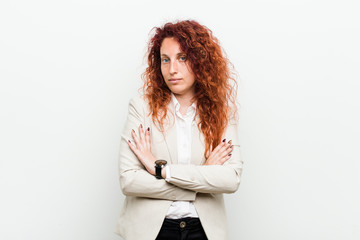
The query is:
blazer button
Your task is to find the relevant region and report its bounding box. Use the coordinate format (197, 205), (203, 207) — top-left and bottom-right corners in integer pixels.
(180, 221), (186, 228)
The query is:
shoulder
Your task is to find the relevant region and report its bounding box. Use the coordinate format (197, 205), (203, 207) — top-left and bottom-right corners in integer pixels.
(128, 95), (146, 107)
(127, 95), (151, 116)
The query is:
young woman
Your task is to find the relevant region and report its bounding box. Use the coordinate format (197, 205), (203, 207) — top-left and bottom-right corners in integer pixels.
(115, 20), (243, 240)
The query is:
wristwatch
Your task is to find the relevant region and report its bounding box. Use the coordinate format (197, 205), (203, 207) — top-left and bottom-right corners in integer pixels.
(154, 159), (167, 179)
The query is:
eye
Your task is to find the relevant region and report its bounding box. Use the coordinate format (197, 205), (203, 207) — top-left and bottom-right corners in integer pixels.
(161, 58), (169, 63)
(179, 56), (187, 61)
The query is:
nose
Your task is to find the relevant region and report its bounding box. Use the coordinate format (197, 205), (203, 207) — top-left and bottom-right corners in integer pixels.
(169, 60), (178, 75)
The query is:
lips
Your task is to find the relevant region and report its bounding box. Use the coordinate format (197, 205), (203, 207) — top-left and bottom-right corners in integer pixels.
(169, 78), (182, 81)
(169, 78), (182, 83)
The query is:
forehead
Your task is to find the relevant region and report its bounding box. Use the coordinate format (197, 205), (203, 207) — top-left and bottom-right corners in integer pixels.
(160, 37), (183, 54)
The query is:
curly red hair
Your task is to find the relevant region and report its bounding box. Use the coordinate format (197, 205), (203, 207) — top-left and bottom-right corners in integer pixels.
(142, 20), (237, 158)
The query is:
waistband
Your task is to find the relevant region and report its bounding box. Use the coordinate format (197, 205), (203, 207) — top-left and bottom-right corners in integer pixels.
(162, 217), (202, 231)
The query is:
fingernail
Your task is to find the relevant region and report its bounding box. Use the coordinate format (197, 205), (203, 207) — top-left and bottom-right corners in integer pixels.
(230, 145), (233, 148)
(222, 139), (226, 142)
(128, 140), (131, 143)
(228, 140), (232, 144)
(147, 127), (150, 131)
(140, 124), (143, 128)
(132, 129), (135, 133)
(228, 153), (232, 156)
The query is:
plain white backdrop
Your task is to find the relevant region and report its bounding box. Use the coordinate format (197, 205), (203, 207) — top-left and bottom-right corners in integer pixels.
(1, 0), (359, 239)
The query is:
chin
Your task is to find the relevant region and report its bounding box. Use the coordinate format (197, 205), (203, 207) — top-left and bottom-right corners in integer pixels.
(169, 88), (185, 95)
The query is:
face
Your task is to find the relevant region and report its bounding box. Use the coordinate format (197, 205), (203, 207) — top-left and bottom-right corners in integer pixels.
(160, 37), (196, 98)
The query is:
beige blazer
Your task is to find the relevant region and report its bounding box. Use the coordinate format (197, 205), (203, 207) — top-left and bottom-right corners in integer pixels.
(115, 96), (243, 240)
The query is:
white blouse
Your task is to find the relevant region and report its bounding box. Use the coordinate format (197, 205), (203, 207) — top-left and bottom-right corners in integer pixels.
(164, 93), (199, 219)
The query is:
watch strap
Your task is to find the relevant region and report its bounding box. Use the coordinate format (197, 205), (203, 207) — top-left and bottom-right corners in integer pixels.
(155, 165), (163, 179)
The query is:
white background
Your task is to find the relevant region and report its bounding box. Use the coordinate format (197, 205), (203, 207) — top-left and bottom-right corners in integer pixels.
(1, 0), (359, 239)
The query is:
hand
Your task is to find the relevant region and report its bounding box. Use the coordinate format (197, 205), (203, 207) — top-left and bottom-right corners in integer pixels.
(204, 139), (233, 165)
(127, 124), (157, 175)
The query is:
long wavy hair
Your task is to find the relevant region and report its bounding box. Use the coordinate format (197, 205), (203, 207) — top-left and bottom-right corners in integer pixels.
(142, 20), (237, 158)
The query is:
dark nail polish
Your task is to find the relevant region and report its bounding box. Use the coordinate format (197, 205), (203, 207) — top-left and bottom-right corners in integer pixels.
(128, 140), (131, 143)
(222, 139), (226, 142)
(228, 140), (232, 144)
(147, 127), (150, 131)
(132, 129), (135, 133)
(228, 153), (232, 156)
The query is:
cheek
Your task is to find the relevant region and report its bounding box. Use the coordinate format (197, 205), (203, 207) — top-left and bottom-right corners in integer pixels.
(184, 64), (195, 79)
(161, 67), (169, 85)
(185, 69), (196, 83)
(160, 65), (165, 76)
(160, 66), (165, 76)
(161, 64), (168, 74)
(190, 76), (196, 86)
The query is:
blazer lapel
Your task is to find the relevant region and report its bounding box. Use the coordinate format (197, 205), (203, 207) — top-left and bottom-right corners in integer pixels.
(191, 115), (206, 165)
(162, 104), (178, 165)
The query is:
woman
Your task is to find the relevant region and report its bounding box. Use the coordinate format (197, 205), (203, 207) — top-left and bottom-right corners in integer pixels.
(115, 20), (243, 240)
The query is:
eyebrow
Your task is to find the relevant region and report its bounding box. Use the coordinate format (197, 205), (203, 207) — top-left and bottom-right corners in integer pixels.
(160, 53), (186, 58)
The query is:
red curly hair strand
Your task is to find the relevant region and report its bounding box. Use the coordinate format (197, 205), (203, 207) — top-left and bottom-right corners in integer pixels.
(142, 20), (238, 158)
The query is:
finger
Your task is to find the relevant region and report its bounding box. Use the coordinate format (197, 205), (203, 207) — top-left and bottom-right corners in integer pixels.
(138, 124), (145, 142)
(218, 141), (231, 155)
(212, 139), (227, 154)
(219, 153), (232, 165)
(145, 127), (151, 149)
(217, 145), (233, 160)
(131, 129), (143, 149)
(208, 139), (229, 161)
(127, 139), (138, 155)
(226, 145), (233, 155)
(210, 142), (227, 160)
(227, 140), (232, 149)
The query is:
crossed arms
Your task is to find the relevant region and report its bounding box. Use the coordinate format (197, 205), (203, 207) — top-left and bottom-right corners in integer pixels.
(119, 98), (243, 201)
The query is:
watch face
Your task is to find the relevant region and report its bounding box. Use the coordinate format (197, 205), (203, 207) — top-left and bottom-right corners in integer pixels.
(155, 159), (167, 166)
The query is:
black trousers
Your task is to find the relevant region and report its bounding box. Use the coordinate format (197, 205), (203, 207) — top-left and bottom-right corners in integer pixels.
(155, 217), (208, 240)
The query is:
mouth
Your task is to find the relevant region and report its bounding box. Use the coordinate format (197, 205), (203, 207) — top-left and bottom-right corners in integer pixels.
(169, 78), (182, 83)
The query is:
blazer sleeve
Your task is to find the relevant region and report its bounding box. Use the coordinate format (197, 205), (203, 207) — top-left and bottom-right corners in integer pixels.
(118, 97), (196, 201)
(165, 117), (244, 194)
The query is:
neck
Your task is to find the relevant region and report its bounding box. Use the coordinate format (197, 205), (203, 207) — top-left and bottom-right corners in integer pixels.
(174, 93), (194, 108)
(173, 92), (195, 115)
